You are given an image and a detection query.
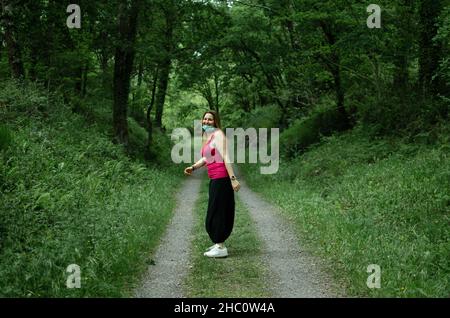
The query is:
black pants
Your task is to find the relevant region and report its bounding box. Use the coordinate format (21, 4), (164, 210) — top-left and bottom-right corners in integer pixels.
(206, 177), (235, 243)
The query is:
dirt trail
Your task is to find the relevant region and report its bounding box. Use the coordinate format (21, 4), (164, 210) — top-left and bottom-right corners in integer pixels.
(236, 177), (339, 297)
(134, 172), (202, 298)
(135, 169), (339, 298)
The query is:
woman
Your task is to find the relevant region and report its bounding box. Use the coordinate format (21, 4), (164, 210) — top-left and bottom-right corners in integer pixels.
(184, 110), (241, 258)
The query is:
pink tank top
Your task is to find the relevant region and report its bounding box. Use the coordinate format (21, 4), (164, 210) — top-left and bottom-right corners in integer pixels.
(201, 132), (229, 179)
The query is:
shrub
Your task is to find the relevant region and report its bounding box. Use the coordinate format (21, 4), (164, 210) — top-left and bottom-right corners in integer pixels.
(129, 100), (147, 127)
(128, 117), (148, 159)
(245, 104), (282, 129)
(146, 128), (174, 166)
(0, 80), (50, 118)
(0, 125), (13, 152)
(358, 91), (449, 136)
(280, 107), (348, 158)
(0, 80), (182, 297)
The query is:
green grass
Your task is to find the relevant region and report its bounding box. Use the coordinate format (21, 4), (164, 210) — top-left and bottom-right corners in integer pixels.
(0, 81), (183, 297)
(184, 177), (271, 298)
(240, 128), (450, 297)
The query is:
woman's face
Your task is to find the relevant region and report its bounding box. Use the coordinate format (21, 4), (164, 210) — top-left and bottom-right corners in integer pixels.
(202, 113), (215, 127)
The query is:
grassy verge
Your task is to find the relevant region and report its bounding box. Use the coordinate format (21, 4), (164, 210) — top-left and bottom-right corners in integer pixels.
(0, 81), (182, 297)
(184, 177), (271, 298)
(240, 127), (450, 297)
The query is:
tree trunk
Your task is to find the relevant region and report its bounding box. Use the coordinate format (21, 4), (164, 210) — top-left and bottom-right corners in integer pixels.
(319, 21), (350, 130)
(137, 58), (144, 87)
(154, 57), (171, 129)
(133, 58), (144, 102)
(75, 66), (82, 95)
(29, 52), (38, 81)
(100, 49), (109, 90)
(214, 73), (220, 115)
(200, 81), (215, 111)
(332, 56), (347, 127)
(81, 63), (88, 98)
(112, 0), (141, 146)
(1, 1), (25, 79)
(393, 0), (414, 91)
(27, 0), (42, 82)
(145, 68), (158, 159)
(393, 54), (409, 90)
(418, 0), (442, 96)
(154, 5), (175, 130)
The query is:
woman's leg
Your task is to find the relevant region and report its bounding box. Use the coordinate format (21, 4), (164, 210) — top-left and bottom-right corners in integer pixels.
(205, 178), (235, 244)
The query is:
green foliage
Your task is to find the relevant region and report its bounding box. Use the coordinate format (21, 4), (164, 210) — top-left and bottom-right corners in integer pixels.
(220, 107), (247, 128)
(245, 105), (282, 129)
(358, 92), (450, 136)
(147, 128), (174, 166)
(0, 80), (51, 118)
(0, 125), (13, 152)
(241, 127), (450, 297)
(0, 0), (449, 298)
(436, 5), (450, 90)
(163, 89), (205, 131)
(129, 99), (147, 127)
(0, 81), (182, 297)
(127, 117), (148, 159)
(280, 107), (347, 158)
(128, 116), (174, 166)
(226, 104), (281, 129)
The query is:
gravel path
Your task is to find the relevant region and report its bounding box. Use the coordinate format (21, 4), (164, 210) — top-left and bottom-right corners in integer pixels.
(237, 177), (339, 298)
(134, 171), (202, 298)
(135, 168), (339, 298)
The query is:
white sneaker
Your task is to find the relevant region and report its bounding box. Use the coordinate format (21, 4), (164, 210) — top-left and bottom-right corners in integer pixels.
(203, 245), (228, 258)
(206, 244), (217, 252)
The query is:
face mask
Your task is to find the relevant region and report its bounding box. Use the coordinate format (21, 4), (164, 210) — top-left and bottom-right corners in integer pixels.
(202, 125), (215, 133)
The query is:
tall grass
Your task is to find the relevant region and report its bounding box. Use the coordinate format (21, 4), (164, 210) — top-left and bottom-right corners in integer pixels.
(241, 126), (450, 297)
(0, 80), (182, 297)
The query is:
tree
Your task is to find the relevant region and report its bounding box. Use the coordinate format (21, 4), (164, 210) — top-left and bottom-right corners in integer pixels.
(113, 0), (141, 146)
(1, 0), (25, 79)
(418, 0), (444, 96)
(392, 0), (415, 92)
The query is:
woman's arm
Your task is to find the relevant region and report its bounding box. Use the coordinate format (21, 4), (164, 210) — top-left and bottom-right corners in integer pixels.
(184, 157), (206, 176)
(192, 157), (206, 170)
(214, 130), (241, 192)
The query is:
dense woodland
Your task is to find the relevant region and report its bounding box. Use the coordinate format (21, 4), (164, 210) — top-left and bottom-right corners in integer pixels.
(0, 0), (449, 297)
(1, 0), (449, 143)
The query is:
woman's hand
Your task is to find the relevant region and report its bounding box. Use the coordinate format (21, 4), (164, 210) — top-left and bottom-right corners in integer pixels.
(231, 179), (241, 192)
(184, 166), (194, 176)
